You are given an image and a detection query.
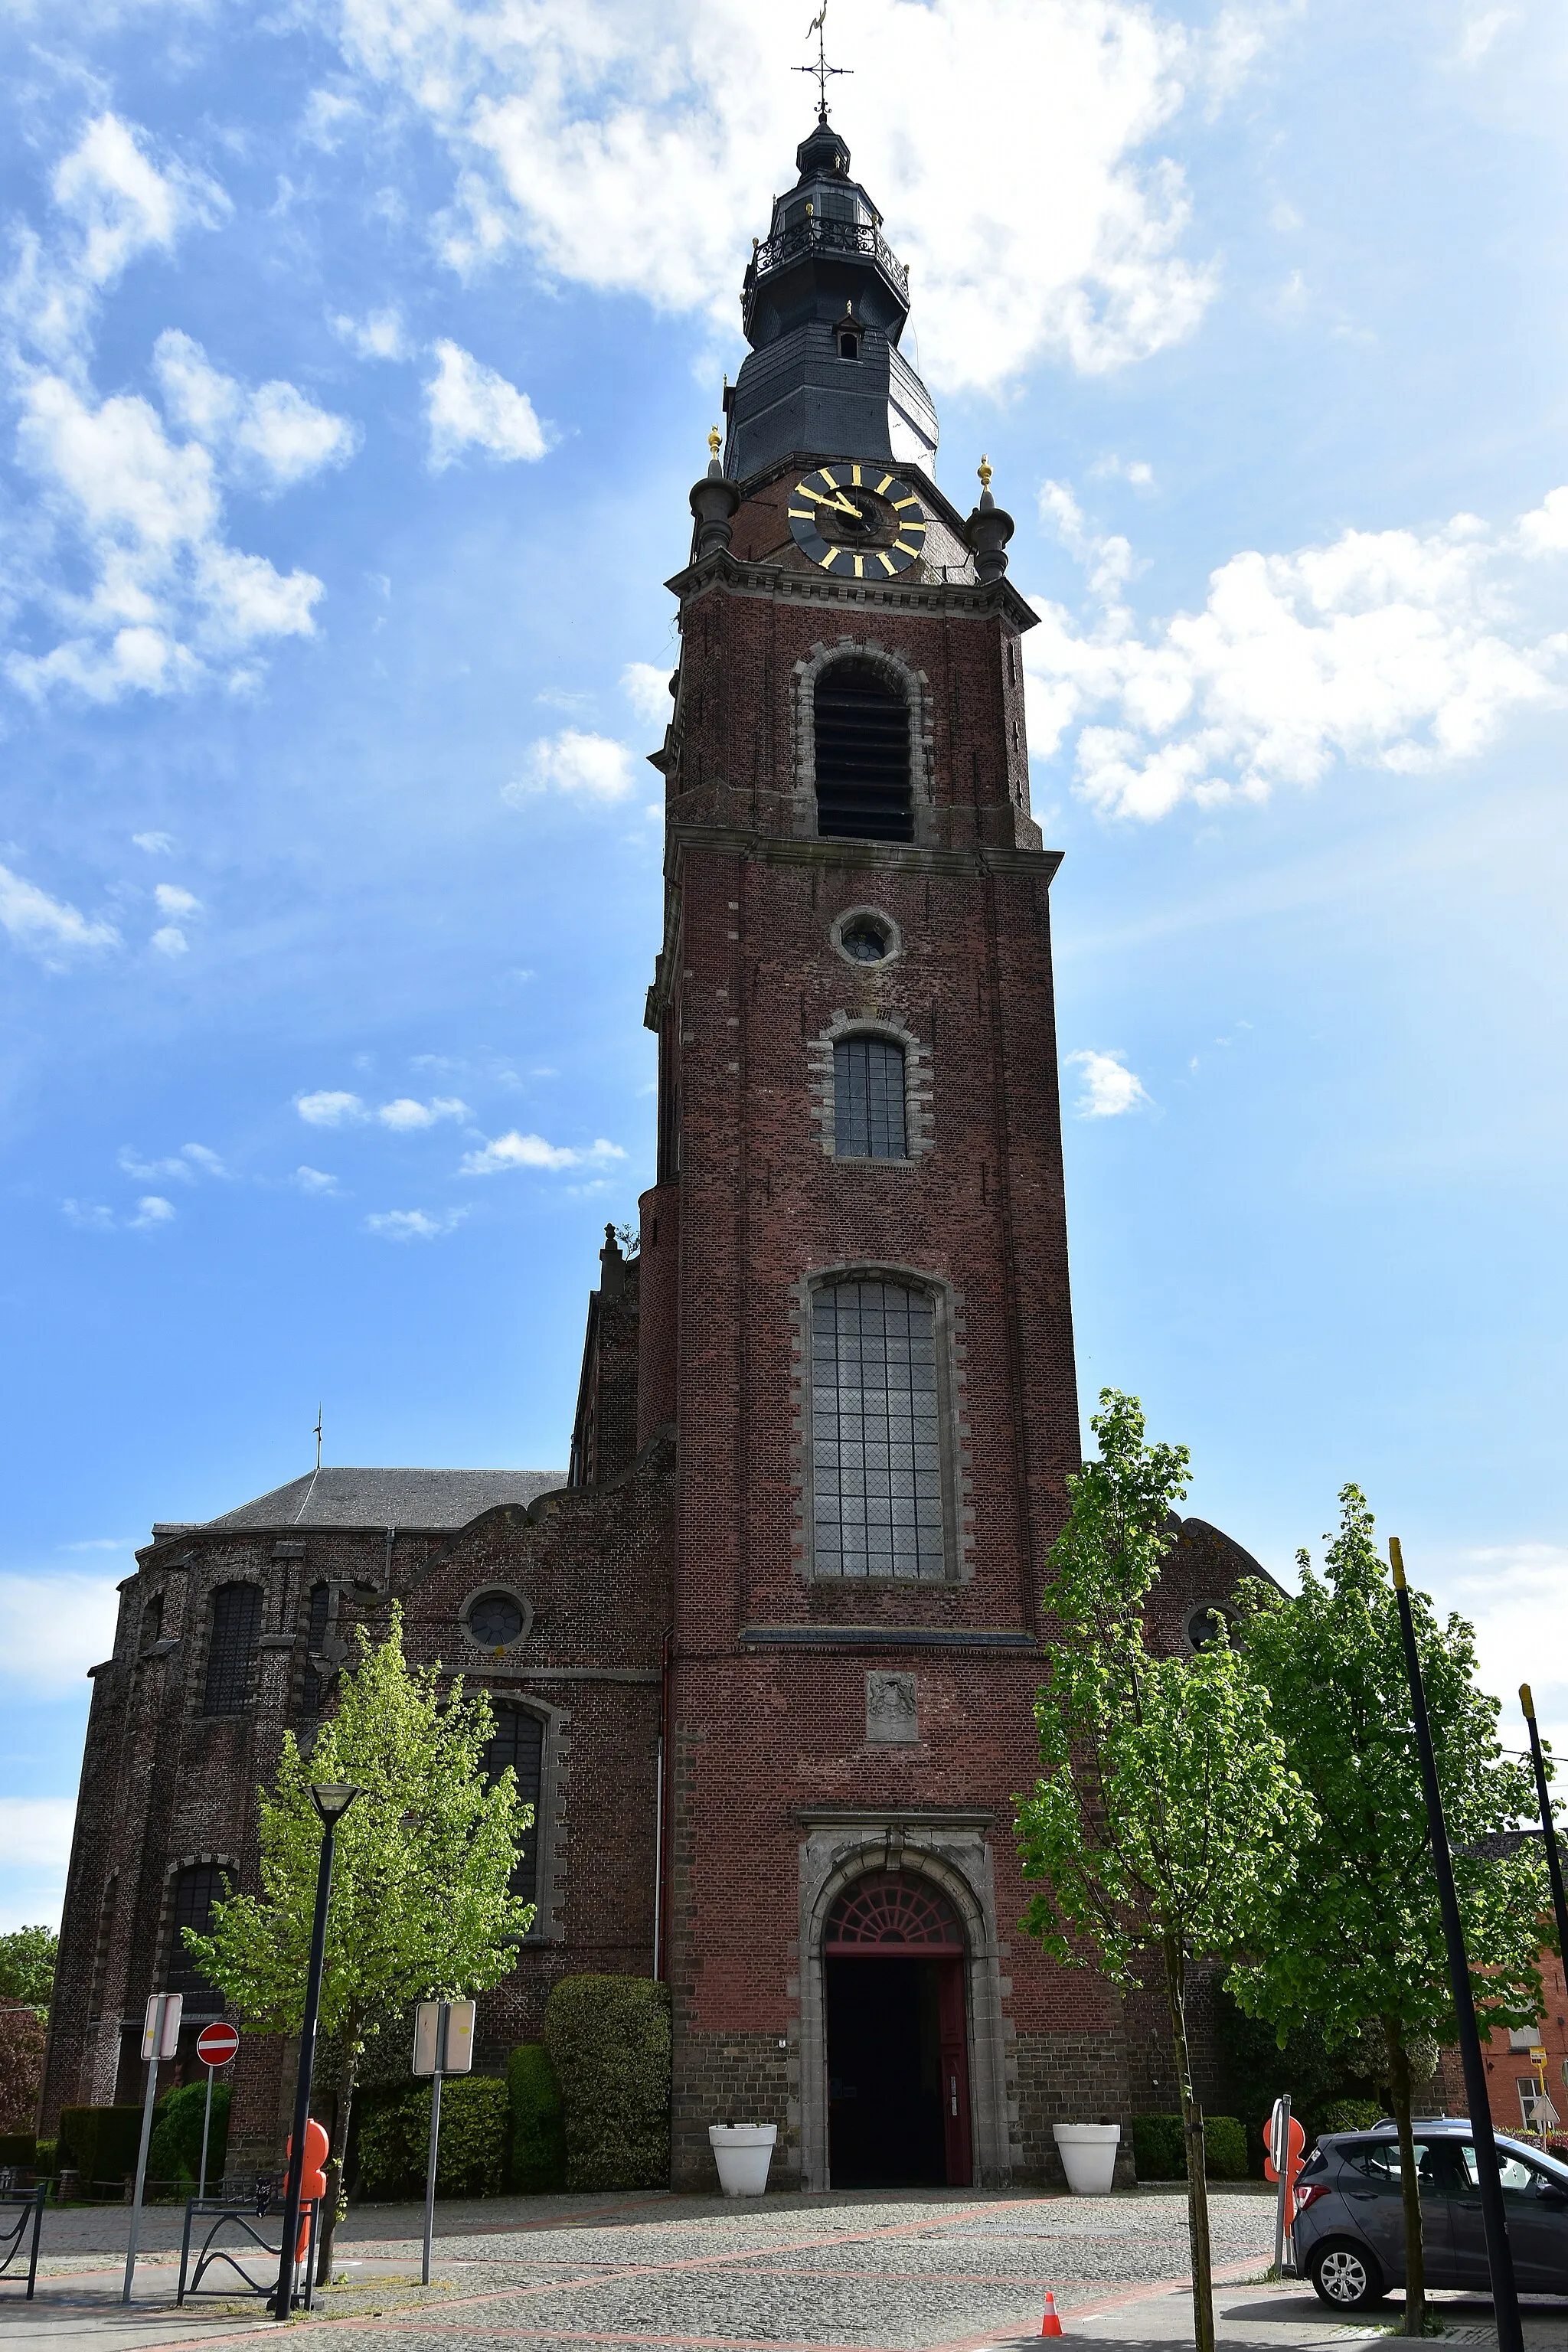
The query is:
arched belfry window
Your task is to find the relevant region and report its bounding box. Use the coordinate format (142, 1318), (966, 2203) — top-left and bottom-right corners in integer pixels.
(810, 1279), (946, 1580)
(482, 1704), (544, 1908)
(835, 1035), (906, 1159)
(203, 1583), (261, 1715)
(814, 662), (913, 843)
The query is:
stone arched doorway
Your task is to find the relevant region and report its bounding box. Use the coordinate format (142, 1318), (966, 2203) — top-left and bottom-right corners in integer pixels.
(823, 1870), (972, 2188)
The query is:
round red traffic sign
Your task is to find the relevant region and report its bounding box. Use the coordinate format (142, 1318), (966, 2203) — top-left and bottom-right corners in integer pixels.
(196, 2022), (240, 2066)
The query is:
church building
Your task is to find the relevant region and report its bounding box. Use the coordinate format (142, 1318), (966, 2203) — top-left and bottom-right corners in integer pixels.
(41, 106), (1264, 2193)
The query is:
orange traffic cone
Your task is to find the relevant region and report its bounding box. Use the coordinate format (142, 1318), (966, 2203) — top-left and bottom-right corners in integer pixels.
(1040, 2293), (1064, 2338)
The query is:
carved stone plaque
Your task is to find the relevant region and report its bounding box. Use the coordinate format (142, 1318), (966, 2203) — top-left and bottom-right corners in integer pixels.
(866, 1670), (919, 1745)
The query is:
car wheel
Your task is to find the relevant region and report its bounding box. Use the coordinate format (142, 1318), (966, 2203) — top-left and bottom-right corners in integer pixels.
(1309, 2242), (1385, 2311)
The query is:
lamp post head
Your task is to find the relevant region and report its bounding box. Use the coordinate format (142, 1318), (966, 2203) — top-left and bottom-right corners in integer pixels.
(310, 1782), (362, 1824)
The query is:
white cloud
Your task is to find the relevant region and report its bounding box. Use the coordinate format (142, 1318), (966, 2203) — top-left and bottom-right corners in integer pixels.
(2, 125), (335, 702)
(53, 114), (220, 289)
(152, 330), (360, 491)
(321, 0), (1227, 390)
(1430, 1543), (1568, 1762)
(293, 1165), (341, 1193)
(1091, 453), (1156, 488)
(377, 1095), (468, 1129)
(505, 729), (637, 802)
(0, 862), (120, 965)
(297, 1089), (366, 1125)
(151, 923), (188, 955)
(132, 830), (173, 853)
(622, 661), (672, 725)
(154, 882), (201, 915)
(1024, 485), (1568, 820)
(117, 1142), (224, 1182)
(0, 1798), (79, 1867)
(459, 1130), (626, 1175)
(1067, 1048), (1152, 1117)
(129, 1194), (175, 1227)
(365, 1207), (468, 1240)
(6, 371), (325, 702)
(424, 340), (547, 469)
(331, 305), (410, 361)
(1455, 7), (1519, 67)
(0, 1574), (117, 1692)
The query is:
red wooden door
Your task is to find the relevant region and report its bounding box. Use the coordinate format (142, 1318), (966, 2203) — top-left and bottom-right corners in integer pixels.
(937, 1958), (972, 2185)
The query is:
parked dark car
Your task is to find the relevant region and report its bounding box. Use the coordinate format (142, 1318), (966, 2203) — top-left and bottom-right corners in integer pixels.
(1294, 2120), (1568, 2309)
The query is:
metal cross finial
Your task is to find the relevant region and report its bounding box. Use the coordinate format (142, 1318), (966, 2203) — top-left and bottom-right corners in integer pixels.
(314, 1406), (322, 1469)
(796, 2), (851, 122)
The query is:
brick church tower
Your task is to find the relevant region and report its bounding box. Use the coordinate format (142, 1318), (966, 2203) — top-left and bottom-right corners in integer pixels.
(639, 105), (1095, 2187)
(43, 103), (1265, 2195)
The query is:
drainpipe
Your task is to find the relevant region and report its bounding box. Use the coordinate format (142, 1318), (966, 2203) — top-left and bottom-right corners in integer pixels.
(653, 1628), (672, 1979)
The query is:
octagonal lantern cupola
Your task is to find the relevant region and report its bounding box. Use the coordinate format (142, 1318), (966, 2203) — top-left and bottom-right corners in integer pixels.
(726, 116), (938, 484)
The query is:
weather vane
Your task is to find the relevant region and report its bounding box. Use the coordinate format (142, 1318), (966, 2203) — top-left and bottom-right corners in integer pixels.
(314, 1406), (323, 1469)
(795, 2), (851, 122)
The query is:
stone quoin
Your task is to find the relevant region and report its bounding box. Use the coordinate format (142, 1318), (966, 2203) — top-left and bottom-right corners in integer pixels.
(41, 103), (1271, 2192)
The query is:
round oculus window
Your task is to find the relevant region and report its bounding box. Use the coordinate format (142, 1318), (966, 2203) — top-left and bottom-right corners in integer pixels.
(838, 915), (893, 963)
(1187, 1602), (1232, 1652)
(467, 1591), (525, 1648)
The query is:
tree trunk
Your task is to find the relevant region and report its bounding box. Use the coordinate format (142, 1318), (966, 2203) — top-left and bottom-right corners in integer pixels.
(315, 2034), (360, 2285)
(1165, 1934), (1215, 2352)
(1383, 2015), (1425, 2336)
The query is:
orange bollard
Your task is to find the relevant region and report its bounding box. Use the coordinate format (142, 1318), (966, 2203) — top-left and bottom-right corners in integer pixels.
(286, 2117), (331, 2263)
(1040, 2292), (1064, 2337)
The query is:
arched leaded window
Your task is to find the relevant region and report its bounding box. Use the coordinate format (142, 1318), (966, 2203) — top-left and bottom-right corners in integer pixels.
(810, 1279), (946, 1580)
(202, 1583), (261, 1715)
(814, 662), (913, 843)
(825, 1872), (964, 1953)
(835, 1035), (906, 1159)
(482, 1706), (544, 1907)
(168, 1863), (225, 2008)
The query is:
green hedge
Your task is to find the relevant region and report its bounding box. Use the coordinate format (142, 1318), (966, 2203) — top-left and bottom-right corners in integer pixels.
(35, 2140), (56, 2180)
(544, 1976), (670, 2192)
(1131, 2113), (1248, 2181)
(57, 2106), (143, 2190)
(508, 2045), (567, 2193)
(147, 2082), (230, 2191)
(358, 2077), (509, 2200)
(0, 2135), (35, 2168)
(1321, 2099), (1383, 2135)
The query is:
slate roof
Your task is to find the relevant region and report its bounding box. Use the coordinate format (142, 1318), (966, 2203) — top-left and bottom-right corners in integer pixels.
(161, 1465), (567, 1536)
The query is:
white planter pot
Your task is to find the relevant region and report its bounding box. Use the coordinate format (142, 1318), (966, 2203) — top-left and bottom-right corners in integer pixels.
(709, 2123), (776, 2197)
(1054, 2122), (1121, 2195)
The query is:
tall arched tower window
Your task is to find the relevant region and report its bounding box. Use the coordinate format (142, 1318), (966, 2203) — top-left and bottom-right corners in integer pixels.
(482, 1704), (544, 1907)
(814, 662), (913, 842)
(834, 1034), (907, 1159)
(202, 1583), (261, 1715)
(168, 1863), (225, 2009)
(810, 1278), (946, 1579)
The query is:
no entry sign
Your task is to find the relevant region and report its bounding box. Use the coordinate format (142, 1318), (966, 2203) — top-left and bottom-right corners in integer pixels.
(196, 2021), (240, 2066)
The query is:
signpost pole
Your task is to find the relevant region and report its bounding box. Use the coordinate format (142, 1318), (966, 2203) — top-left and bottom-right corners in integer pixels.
(192, 2022), (240, 2201)
(198, 2066), (214, 2205)
(1270, 2096), (1292, 2278)
(421, 2002), (449, 2289)
(122, 1991), (181, 2304)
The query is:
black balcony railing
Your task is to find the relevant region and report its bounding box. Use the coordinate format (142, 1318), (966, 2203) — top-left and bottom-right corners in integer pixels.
(743, 214), (909, 327)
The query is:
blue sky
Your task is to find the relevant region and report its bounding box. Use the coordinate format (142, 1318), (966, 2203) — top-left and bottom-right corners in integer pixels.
(2, 0), (1565, 1931)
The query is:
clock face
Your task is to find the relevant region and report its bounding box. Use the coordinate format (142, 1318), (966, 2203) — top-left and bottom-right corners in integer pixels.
(788, 463), (926, 579)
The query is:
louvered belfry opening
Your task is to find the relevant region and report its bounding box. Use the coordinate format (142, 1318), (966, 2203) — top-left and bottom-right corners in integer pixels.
(814, 662), (913, 842)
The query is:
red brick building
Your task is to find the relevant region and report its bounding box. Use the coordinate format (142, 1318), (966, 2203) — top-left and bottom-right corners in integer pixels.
(41, 107), (1265, 2193)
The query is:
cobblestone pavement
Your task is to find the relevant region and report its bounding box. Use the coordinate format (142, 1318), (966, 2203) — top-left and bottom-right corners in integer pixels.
(1, 2186), (1280, 2352)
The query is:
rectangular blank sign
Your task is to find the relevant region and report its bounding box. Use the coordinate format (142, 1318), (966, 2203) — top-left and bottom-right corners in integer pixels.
(142, 1992), (183, 2059)
(413, 1999), (475, 2076)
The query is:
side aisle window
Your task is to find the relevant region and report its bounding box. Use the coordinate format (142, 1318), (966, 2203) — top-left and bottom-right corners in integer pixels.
(482, 1705), (545, 1908)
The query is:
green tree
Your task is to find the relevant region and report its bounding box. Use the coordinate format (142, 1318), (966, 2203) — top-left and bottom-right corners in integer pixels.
(1231, 1487), (1546, 2333)
(1015, 1393), (1312, 2352)
(0, 1926), (58, 2014)
(185, 1607), (531, 2276)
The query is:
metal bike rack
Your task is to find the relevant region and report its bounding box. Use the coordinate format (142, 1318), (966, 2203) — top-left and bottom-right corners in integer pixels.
(0, 2187), (46, 2301)
(177, 2191), (318, 2309)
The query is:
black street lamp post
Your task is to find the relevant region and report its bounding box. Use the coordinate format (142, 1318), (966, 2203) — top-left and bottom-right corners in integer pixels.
(271, 1782), (361, 2321)
(1520, 1685), (1568, 2000)
(1388, 1538), (1522, 2352)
